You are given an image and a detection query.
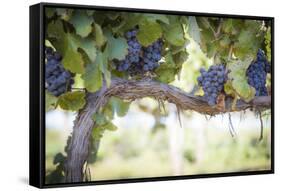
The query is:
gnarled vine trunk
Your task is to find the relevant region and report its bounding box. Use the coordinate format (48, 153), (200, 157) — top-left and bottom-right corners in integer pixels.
(65, 78), (271, 182)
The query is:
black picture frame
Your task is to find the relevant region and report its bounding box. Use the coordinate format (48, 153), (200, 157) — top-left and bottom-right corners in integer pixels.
(30, 2), (275, 189)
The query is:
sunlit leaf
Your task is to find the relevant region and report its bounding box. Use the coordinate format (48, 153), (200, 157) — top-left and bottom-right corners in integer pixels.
(188, 16), (201, 45)
(226, 57), (256, 102)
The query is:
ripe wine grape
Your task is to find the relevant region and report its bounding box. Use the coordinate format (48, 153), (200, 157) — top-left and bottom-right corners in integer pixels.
(115, 28), (163, 75)
(197, 64), (228, 106)
(45, 47), (74, 97)
(246, 49), (270, 96)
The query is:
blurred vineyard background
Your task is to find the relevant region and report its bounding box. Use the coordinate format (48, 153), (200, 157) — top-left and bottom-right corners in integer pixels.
(46, 100), (271, 180)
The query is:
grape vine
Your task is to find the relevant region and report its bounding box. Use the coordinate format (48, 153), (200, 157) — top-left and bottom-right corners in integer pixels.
(45, 47), (74, 97)
(43, 7), (272, 183)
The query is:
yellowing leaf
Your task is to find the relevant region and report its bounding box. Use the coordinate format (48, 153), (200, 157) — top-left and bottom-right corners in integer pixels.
(58, 91), (86, 111)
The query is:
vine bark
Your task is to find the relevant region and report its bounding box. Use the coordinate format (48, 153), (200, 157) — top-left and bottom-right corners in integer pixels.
(65, 78), (271, 182)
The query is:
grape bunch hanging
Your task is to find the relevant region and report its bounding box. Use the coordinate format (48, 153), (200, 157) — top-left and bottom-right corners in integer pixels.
(45, 47), (74, 97)
(116, 28), (163, 75)
(197, 64), (228, 106)
(246, 49), (271, 96)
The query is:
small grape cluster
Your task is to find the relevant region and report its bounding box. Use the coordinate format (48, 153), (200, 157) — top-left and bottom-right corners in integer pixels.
(143, 40), (162, 71)
(246, 49), (270, 96)
(116, 28), (163, 75)
(117, 29), (142, 72)
(197, 64), (228, 106)
(45, 47), (74, 97)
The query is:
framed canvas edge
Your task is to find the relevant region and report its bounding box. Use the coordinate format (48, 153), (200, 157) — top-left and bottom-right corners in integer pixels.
(29, 2), (275, 189)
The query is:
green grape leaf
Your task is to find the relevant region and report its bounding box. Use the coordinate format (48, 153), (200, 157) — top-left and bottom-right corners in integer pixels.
(103, 122), (118, 131)
(109, 97), (130, 117)
(69, 10), (93, 38)
(56, 8), (73, 21)
(137, 18), (162, 46)
(58, 91), (86, 111)
(45, 40), (56, 50)
(163, 17), (185, 46)
(188, 16), (201, 45)
(226, 57), (256, 102)
(117, 13), (142, 33)
(221, 19), (238, 35)
(234, 23), (263, 59)
(92, 126), (105, 140)
(79, 38), (97, 63)
(53, 153), (65, 165)
(155, 52), (177, 83)
(87, 136), (100, 164)
(93, 23), (106, 47)
(47, 20), (65, 46)
(45, 8), (55, 18)
(62, 34), (85, 74)
(156, 68), (176, 83)
(145, 14), (170, 24)
(81, 54), (103, 92)
(265, 27), (271, 61)
(99, 47), (111, 87)
(46, 91), (58, 111)
(92, 113), (107, 126)
(106, 33), (128, 60)
(224, 81), (236, 97)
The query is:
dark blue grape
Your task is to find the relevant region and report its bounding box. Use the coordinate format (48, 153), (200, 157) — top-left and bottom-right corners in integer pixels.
(197, 64), (227, 106)
(45, 47), (74, 97)
(246, 49), (270, 96)
(115, 28), (163, 75)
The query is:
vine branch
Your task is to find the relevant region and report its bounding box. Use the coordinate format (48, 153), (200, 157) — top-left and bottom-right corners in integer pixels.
(65, 78), (271, 182)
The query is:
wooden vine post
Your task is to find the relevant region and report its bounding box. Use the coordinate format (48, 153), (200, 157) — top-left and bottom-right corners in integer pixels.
(65, 78), (271, 182)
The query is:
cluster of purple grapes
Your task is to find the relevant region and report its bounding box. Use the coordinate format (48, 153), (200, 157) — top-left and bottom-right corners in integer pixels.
(246, 49), (270, 96)
(197, 64), (228, 106)
(143, 40), (162, 71)
(116, 29), (163, 75)
(45, 47), (74, 97)
(117, 29), (142, 72)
